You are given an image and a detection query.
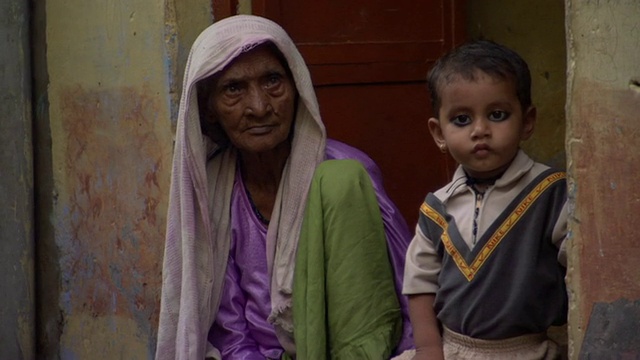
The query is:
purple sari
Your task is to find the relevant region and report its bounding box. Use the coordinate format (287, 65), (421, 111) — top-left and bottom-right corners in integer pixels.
(209, 139), (413, 359)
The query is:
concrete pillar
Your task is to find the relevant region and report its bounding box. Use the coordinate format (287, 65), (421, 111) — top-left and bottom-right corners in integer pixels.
(0, 0), (35, 358)
(566, 1), (640, 358)
(34, 0), (211, 357)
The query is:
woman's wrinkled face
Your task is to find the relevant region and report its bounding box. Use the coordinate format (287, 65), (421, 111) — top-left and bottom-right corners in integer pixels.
(207, 44), (297, 154)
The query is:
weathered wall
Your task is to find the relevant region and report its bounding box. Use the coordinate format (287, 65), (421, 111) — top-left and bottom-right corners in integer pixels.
(0, 0), (35, 358)
(565, 0), (640, 358)
(18, 0), (639, 358)
(34, 0), (211, 358)
(467, 0), (567, 169)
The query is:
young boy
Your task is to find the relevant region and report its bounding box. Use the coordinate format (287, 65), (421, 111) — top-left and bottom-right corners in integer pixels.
(403, 40), (568, 360)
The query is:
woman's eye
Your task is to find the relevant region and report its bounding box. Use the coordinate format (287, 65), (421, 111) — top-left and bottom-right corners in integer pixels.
(488, 110), (510, 122)
(451, 114), (472, 126)
(223, 83), (242, 96)
(265, 74), (282, 89)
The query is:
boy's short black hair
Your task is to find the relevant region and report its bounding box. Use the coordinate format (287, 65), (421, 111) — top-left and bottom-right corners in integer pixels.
(427, 40), (532, 115)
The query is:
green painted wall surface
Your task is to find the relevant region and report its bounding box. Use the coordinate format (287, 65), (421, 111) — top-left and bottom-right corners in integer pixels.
(467, 0), (567, 169)
(566, 0), (640, 357)
(0, 0), (35, 358)
(38, 0), (211, 357)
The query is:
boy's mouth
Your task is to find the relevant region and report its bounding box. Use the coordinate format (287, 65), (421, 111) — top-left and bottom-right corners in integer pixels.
(473, 143), (491, 153)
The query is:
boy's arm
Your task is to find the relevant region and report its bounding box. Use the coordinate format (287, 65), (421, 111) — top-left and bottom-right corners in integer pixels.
(403, 224), (443, 359)
(552, 201), (569, 267)
(408, 294), (444, 360)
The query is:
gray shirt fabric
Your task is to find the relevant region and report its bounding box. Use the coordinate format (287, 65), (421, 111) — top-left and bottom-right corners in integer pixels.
(403, 150), (568, 339)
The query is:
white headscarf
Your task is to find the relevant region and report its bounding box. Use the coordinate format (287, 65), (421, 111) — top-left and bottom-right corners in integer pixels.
(156, 15), (326, 359)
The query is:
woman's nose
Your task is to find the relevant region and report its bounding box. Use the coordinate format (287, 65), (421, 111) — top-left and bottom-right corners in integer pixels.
(244, 85), (271, 117)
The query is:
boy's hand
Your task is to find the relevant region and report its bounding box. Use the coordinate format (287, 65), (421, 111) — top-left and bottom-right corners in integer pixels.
(413, 345), (444, 360)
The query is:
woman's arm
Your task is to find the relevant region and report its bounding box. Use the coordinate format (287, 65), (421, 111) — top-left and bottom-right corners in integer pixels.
(208, 255), (264, 359)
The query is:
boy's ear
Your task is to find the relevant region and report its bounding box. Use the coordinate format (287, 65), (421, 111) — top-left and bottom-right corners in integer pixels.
(521, 106), (537, 141)
(428, 117), (446, 151)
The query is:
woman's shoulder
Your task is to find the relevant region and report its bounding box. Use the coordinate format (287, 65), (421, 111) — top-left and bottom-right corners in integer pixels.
(325, 139), (367, 159)
(324, 139), (381, 178)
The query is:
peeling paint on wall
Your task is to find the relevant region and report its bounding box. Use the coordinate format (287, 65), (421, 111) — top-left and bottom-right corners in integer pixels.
(566, 1), (640, 355)
(570, 78), (640, 307)
(55, 86), (170, 358)
(39, 0), (213, 357)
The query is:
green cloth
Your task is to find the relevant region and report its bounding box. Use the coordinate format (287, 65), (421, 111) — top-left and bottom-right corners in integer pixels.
(292, 159), (402, 359)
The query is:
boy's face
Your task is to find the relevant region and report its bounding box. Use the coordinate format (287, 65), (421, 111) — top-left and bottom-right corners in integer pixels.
(428, 71), (536, 179)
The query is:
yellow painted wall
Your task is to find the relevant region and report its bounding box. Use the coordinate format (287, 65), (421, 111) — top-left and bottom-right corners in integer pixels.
(38, 0), (211, 357)
(467, 0), (567, 169)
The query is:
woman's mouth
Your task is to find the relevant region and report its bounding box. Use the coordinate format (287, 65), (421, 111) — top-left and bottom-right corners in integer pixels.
(246, 125), (274, 135)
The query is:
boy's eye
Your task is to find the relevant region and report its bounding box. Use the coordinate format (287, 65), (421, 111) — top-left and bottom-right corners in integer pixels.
(488, 110), (510, 122)
(451, 114), (472, 126)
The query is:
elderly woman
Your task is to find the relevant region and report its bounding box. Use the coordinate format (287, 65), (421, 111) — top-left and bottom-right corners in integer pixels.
(156, 15), (413, 359)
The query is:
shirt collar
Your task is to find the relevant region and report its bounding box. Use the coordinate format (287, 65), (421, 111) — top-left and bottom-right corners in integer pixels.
(440, 149), (534, 200)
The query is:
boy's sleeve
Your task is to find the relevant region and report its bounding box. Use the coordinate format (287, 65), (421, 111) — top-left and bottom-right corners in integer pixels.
(402, 224), (441, 295)
(552, 201), (569, 267)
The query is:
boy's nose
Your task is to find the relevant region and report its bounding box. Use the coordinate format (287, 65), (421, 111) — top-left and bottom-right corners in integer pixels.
(471, 118), (490, 139)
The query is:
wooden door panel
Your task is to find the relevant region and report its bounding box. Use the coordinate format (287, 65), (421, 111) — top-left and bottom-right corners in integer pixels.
(269, 2), (444, 42)
(253, 0), (460, 86)
(315, 83), (454, 225)
(212, 0), (465, 226)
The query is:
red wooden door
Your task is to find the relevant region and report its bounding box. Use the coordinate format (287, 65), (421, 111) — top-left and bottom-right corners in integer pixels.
(213, 1), (465, 226)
